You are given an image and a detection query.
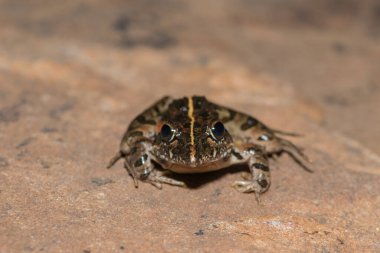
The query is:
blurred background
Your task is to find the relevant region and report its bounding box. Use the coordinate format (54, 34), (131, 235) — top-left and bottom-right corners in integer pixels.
(1, 0), (379, 152)
(0, 0), (379, 252)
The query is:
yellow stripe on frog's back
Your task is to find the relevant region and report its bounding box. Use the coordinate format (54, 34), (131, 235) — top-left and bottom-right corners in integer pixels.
(187, 96), (196, 163)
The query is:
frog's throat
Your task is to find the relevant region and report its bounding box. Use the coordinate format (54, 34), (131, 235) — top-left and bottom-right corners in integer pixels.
(187, 96), (196, 163)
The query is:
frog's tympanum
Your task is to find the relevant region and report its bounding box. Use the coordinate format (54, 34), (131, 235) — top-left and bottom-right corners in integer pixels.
(108, 96), (310, 199)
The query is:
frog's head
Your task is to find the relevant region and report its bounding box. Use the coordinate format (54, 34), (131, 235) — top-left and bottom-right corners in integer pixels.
(152, 96), (233, 170)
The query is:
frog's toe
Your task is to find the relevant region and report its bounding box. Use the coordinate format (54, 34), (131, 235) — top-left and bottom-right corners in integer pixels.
(231, 180), (262, 193)
(156, 176), (186, 187)
(148, 180), (163, 189)
(241, 172), (252, 180)
(146, 171), (186, 188)
(107, 151), (123, 169)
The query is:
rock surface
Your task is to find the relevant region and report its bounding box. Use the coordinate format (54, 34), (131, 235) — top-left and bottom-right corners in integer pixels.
(0, 0), (379, 252)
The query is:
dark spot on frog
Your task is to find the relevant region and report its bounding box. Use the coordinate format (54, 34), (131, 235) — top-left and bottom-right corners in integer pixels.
(129, 147), (138, 155)
(83, 250), (91, 253)
(136, 115), (156, 125)
(16, 137), (34, 149)
(128, 131), (143, 138)
(152, 104), (162, 114)
(91, 178), (113, 186)
(0, 156), (9, 167)
(253, 163), (269, 172)
(199, 111), (209, 118)
(172, 147), (182, 155)
(232, 150), (243, 160)
(258, 179), (268, 188)
(240, 117), (258, 130)
(134, 154), (148, 167)
(193, 121), (201, 129)
(139, 172), (150, 180)
(119, 246), (125, 250)
(194, 229), (204, 236)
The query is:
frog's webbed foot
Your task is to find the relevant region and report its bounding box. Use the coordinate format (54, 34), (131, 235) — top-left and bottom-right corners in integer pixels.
(232, 180), (263, 203)
(108, 147), (186, 189)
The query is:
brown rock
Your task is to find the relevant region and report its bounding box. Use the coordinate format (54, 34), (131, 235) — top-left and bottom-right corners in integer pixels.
(0, 1), (379, 252)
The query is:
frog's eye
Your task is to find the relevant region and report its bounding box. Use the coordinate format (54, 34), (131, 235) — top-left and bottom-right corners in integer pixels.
(160, 123), (175, 142)
(210, 121), (225, 140)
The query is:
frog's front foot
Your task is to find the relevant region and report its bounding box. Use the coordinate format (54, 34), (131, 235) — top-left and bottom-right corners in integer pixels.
(145, 170), (186, 189)
(232, 179), (268, 203)
(232, 180), (264, 193)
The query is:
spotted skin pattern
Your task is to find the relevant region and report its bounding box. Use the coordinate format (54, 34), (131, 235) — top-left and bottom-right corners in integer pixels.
(108, 96), (310, 201)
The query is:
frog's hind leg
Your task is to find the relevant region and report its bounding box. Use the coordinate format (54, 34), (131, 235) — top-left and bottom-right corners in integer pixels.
(253, 127), (312, 172)
(273, 137), (313, 172)
(271, 129), (303, 137)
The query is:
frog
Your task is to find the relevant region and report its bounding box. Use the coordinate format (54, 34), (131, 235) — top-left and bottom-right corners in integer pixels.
(108, 96), (311, 200)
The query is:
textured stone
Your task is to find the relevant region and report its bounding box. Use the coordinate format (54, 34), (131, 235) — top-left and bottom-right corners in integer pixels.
(0, 0), (379, 252)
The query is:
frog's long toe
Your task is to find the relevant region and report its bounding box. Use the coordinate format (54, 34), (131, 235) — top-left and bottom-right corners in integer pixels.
(232, 180), (263, 193)
(156, 175), (186, 187)
(148, 180), (163, 189)
(146, 171), (186, 188)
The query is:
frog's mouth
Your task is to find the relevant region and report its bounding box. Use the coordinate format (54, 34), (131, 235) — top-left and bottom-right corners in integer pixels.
(159, 157), (232, 174)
